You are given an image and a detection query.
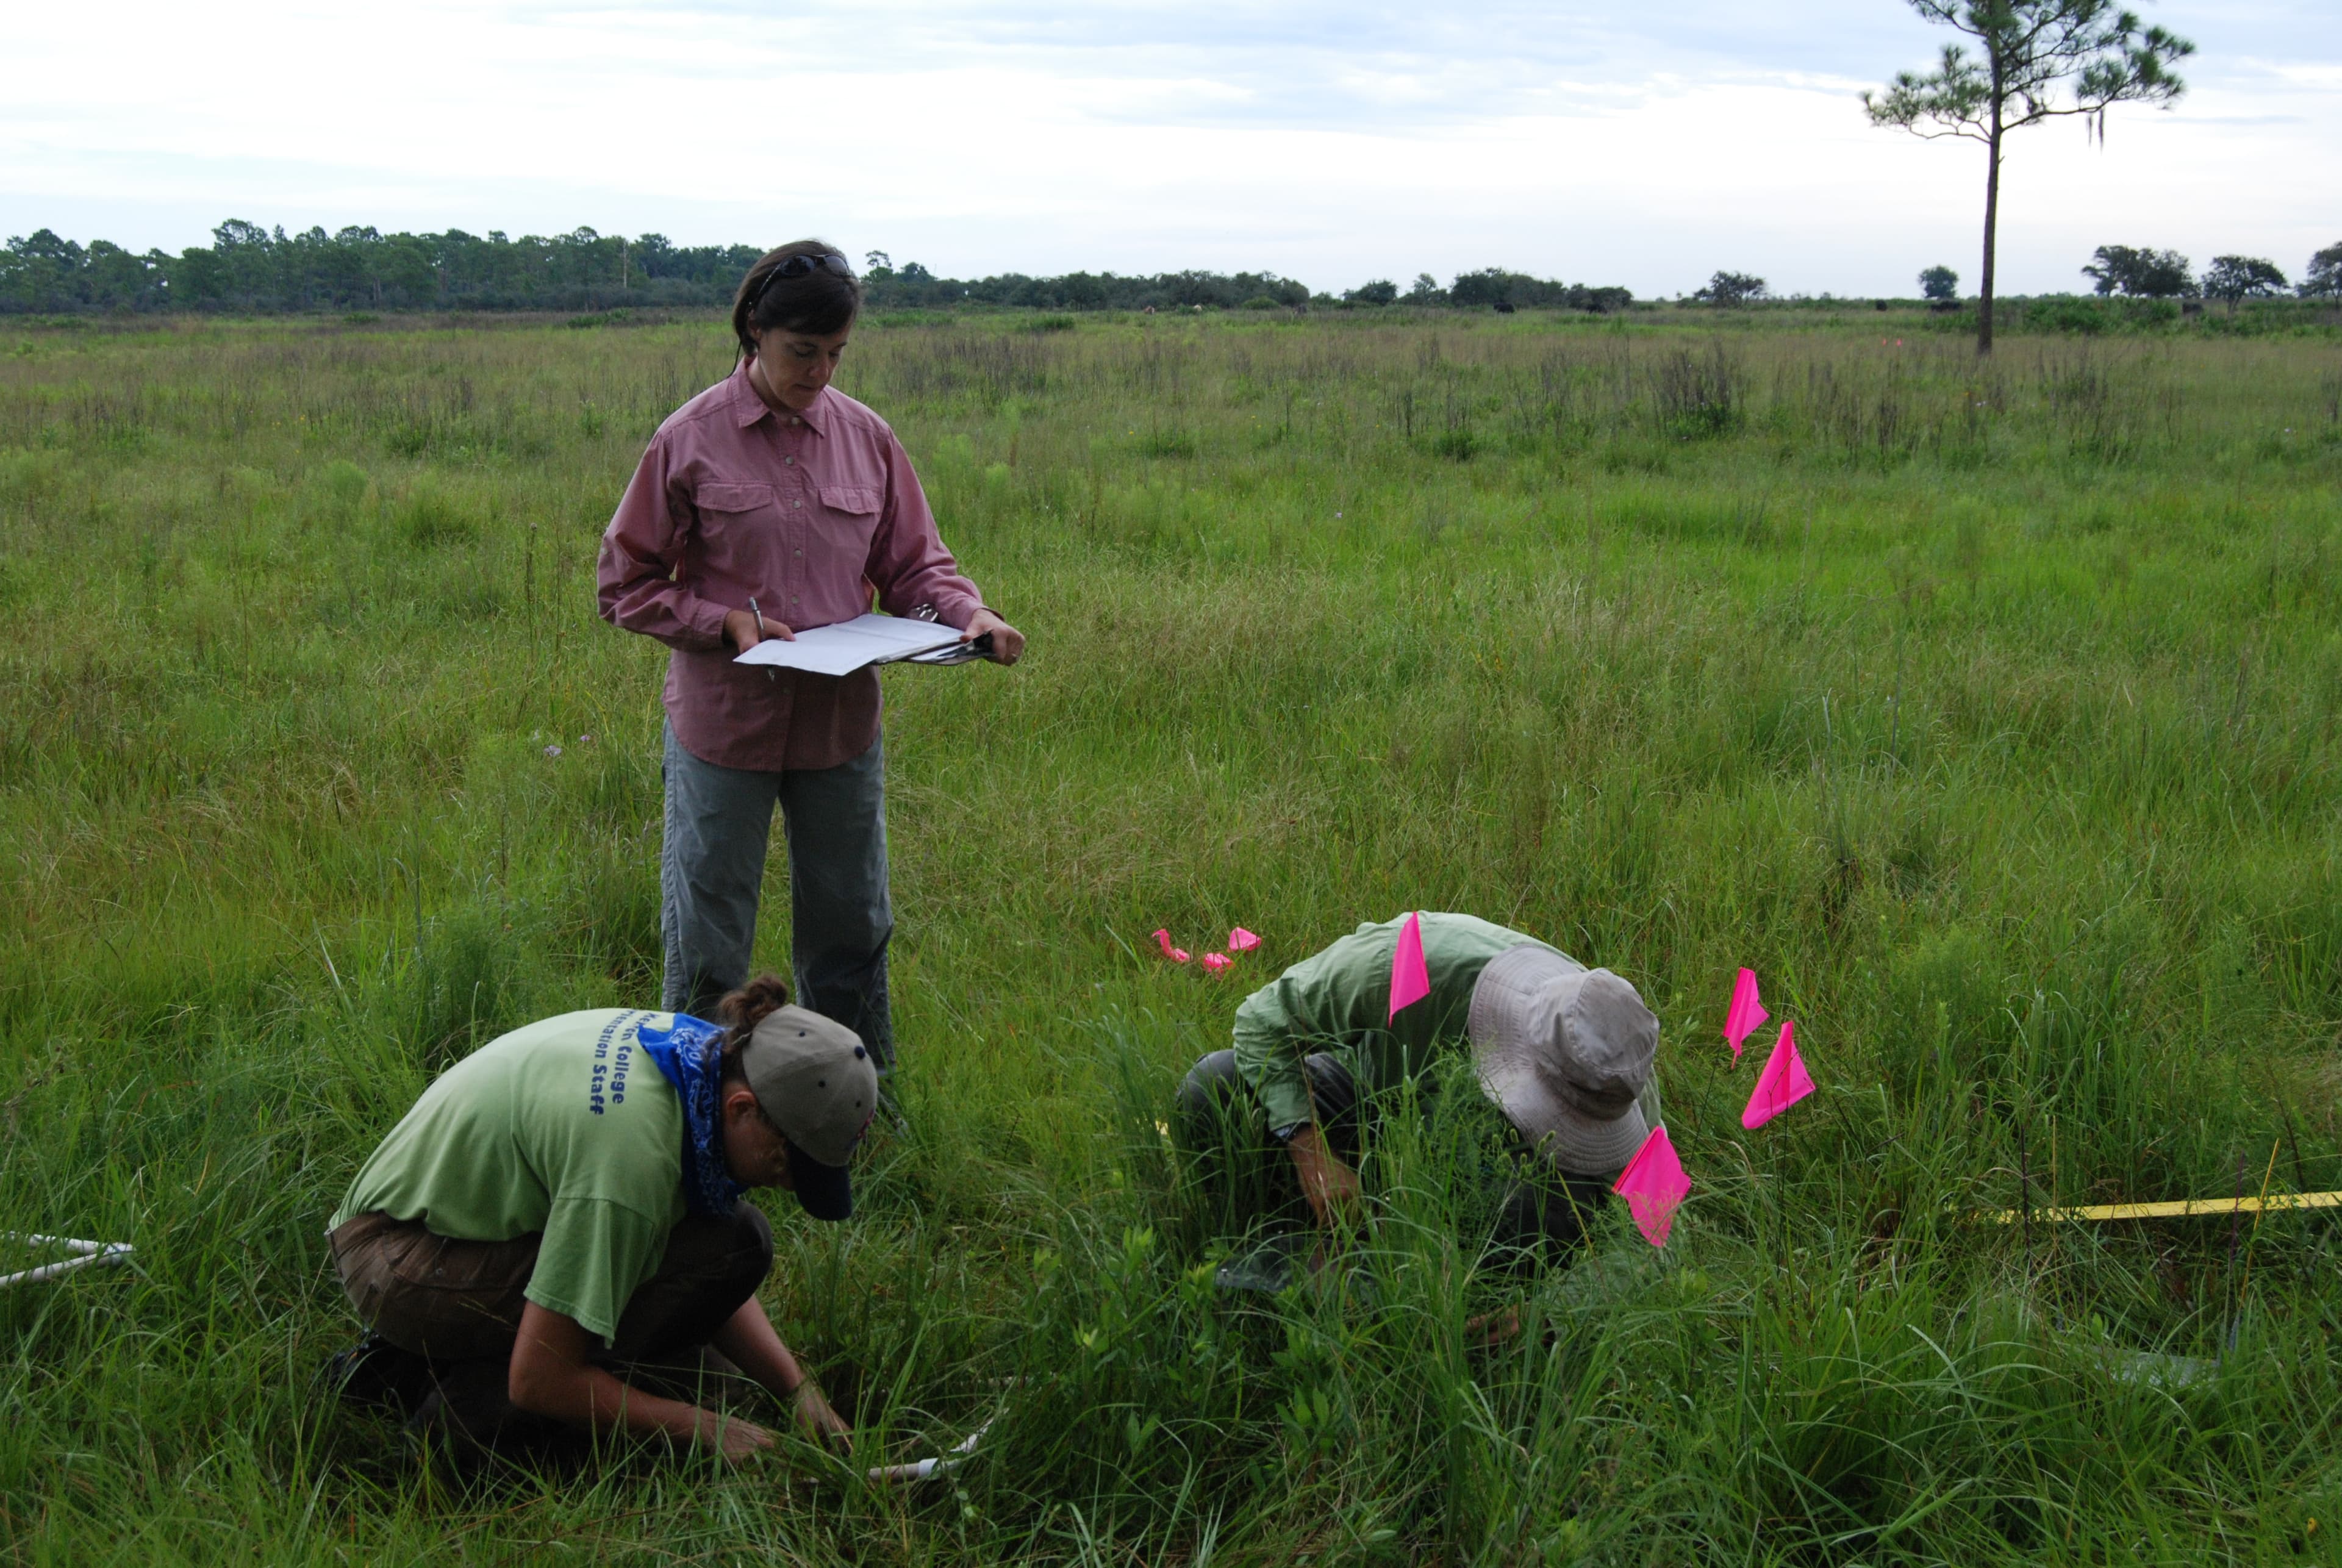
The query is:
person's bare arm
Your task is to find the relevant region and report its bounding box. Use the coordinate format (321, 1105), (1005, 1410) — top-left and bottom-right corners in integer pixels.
(709, 1295), (851, 1448)
(507, 1301), (773, 1462)
(1287, 1124), (1362, 1228)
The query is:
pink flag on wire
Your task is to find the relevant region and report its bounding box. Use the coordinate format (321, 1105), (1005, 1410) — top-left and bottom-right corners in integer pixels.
(1201, 953), (1232, 974)
(1612, 1125), (1692, 1247)
(1227, 928), (1262, 953)
(1724, 967), (1769, 1061)
(1388, 912), (1430, 1018)
(1741, 1020), (1816, 1129)
(1153, 929), (1191, 964)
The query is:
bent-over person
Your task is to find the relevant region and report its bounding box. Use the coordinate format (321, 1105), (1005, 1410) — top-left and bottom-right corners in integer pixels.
(1175, 912), (1661, 1274)
(324, 979), (872, 1462)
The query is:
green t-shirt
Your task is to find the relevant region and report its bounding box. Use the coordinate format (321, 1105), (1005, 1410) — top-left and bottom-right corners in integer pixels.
(1230, 913), (1557, 1133)
(334, 1008), (690, 1344)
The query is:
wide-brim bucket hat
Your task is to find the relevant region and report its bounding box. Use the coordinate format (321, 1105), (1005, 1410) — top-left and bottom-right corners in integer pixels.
(1467, 945), (1658, 1176)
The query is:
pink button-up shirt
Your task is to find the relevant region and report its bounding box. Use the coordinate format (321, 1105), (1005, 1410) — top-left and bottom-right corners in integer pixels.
(597, 367), (986, 772)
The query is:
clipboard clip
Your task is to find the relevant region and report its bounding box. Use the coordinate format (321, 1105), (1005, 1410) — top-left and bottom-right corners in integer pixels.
(906, 632), (991, 665)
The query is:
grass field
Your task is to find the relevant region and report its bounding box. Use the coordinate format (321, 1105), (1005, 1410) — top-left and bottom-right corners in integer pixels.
(2, 306), (2341, 1564)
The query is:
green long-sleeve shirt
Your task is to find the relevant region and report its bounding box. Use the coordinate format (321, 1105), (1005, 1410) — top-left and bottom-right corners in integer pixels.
(1230, 913), (1560, 1133)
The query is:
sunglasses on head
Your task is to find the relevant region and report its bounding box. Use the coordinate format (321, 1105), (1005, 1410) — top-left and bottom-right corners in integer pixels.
(754, 252), (854, 306)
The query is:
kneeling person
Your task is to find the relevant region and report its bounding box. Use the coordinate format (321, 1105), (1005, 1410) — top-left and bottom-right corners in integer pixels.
(327, 979), (873, 1460)
(1177, 912), (1659, 1270)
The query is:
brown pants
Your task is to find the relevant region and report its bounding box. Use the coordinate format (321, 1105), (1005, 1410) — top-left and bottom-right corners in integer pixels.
(330, 1203), (774, 1450)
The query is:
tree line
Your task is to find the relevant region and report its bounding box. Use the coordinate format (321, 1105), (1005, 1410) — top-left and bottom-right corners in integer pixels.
(0, 221), (1648, 318)
(1, 221), (765, 315)
(2079, 243), (2340, 304)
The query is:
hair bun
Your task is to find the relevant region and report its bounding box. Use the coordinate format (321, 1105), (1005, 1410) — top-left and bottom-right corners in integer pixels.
(716, 973), (792, 1030)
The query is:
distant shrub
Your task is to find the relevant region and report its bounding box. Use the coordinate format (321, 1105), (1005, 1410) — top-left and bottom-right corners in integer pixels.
(1241, 296), (1284, 312)
(317, 459), (370, 509)
(1020, 314), (1078, 333)
(396, 483), (478, 547)
(2019, 295), (2182, 335)
(1692, 271), (1768, 307)
(2203, 256), (2288, 307)
(2022, 296), (2113, 335)
(2302, 242), (2342, 299)
(1344, 279), (1398, 306)
(2082, 245), (2193, 299)
(1448, 269), (1514, 310)
(1652, 343), (1742, 435)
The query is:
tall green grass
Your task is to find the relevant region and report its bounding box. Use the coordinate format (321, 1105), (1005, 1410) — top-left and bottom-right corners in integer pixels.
(1, 309), (2338, 1563)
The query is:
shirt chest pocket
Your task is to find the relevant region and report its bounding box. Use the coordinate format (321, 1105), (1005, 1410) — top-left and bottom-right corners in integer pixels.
(815, 484), (884, 553)
(693, 481), (779, 521)
(690, 481), (782, 578)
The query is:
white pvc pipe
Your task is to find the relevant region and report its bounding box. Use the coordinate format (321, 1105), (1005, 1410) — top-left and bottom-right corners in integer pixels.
(12, 1234), (110, 1253)
(0, 1235), (133, 1291)
(866, 1416), (994, 1484)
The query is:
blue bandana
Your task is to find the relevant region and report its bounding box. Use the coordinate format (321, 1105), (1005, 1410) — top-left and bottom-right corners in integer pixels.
(636, 1014), (746, 1217)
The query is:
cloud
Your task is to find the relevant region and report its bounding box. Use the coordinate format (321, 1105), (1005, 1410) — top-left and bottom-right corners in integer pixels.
(2, 0), (2334, 296)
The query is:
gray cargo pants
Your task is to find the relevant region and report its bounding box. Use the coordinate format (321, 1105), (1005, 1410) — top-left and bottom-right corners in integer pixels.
(661, 722), (895, 1069)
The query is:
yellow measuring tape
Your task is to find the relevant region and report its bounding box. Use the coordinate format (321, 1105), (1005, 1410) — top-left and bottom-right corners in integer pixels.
(1980, 1190), (2342, 1225)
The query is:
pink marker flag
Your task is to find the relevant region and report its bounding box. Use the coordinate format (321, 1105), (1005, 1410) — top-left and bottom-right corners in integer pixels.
(1741, 1020), (1816, 1129)
(1227, 928), (1261, 953)
(1612, 1125), (1692, 1247)
(1153, 929), (1191, 964)
(1388, 911), (1431, 1018)
(1724, 967), (1769, 1061)
(1201, 952), (1232, 974)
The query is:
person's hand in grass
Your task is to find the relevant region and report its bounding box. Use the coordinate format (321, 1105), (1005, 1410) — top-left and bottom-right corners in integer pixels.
(1466, 1305), (1524, 1348)
(709, 1414), (779, 1464)
(792, 1380), (851, 1450)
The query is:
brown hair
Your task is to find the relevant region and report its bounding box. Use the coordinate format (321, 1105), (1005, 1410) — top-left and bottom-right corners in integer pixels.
(713, 973), (793, 1083)
(731, 240), (862, 358)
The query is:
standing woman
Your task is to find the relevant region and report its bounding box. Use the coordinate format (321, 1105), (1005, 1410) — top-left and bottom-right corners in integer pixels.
(598, 241), (1022, 1067)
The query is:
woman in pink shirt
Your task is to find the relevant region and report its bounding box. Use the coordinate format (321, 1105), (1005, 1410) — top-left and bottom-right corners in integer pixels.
(598, 241), (1023, 1069)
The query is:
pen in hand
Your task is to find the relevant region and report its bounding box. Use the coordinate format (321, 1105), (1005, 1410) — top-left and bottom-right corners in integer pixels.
(748, 598), (775, 681)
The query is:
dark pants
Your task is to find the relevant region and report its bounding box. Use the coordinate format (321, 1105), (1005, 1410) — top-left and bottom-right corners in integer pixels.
(661, 723), (895, 1069)
(1173, 1050), (1612, 1272)
(329, 1203), (774, 1448)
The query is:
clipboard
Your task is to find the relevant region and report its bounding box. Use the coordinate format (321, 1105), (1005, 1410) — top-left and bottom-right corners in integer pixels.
(732, 613), (988, 678)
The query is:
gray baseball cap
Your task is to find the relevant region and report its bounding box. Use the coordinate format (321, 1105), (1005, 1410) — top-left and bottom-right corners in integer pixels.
(1466, 945), (1658, 1176)
(739, 1005), (878, 1222)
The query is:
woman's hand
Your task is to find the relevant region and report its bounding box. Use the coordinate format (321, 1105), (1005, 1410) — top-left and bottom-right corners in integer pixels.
(962, 608), (1024, 665)
(792, 1380), (852, 1450)
(724, 607), (794, 651)
(711, 1297), (848, 1454)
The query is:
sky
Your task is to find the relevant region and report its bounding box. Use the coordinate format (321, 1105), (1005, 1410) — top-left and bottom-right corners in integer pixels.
(4, 1), (2335, 299)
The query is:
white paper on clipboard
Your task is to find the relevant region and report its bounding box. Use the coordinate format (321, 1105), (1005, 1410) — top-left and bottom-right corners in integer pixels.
(732, 614), (971, 678)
